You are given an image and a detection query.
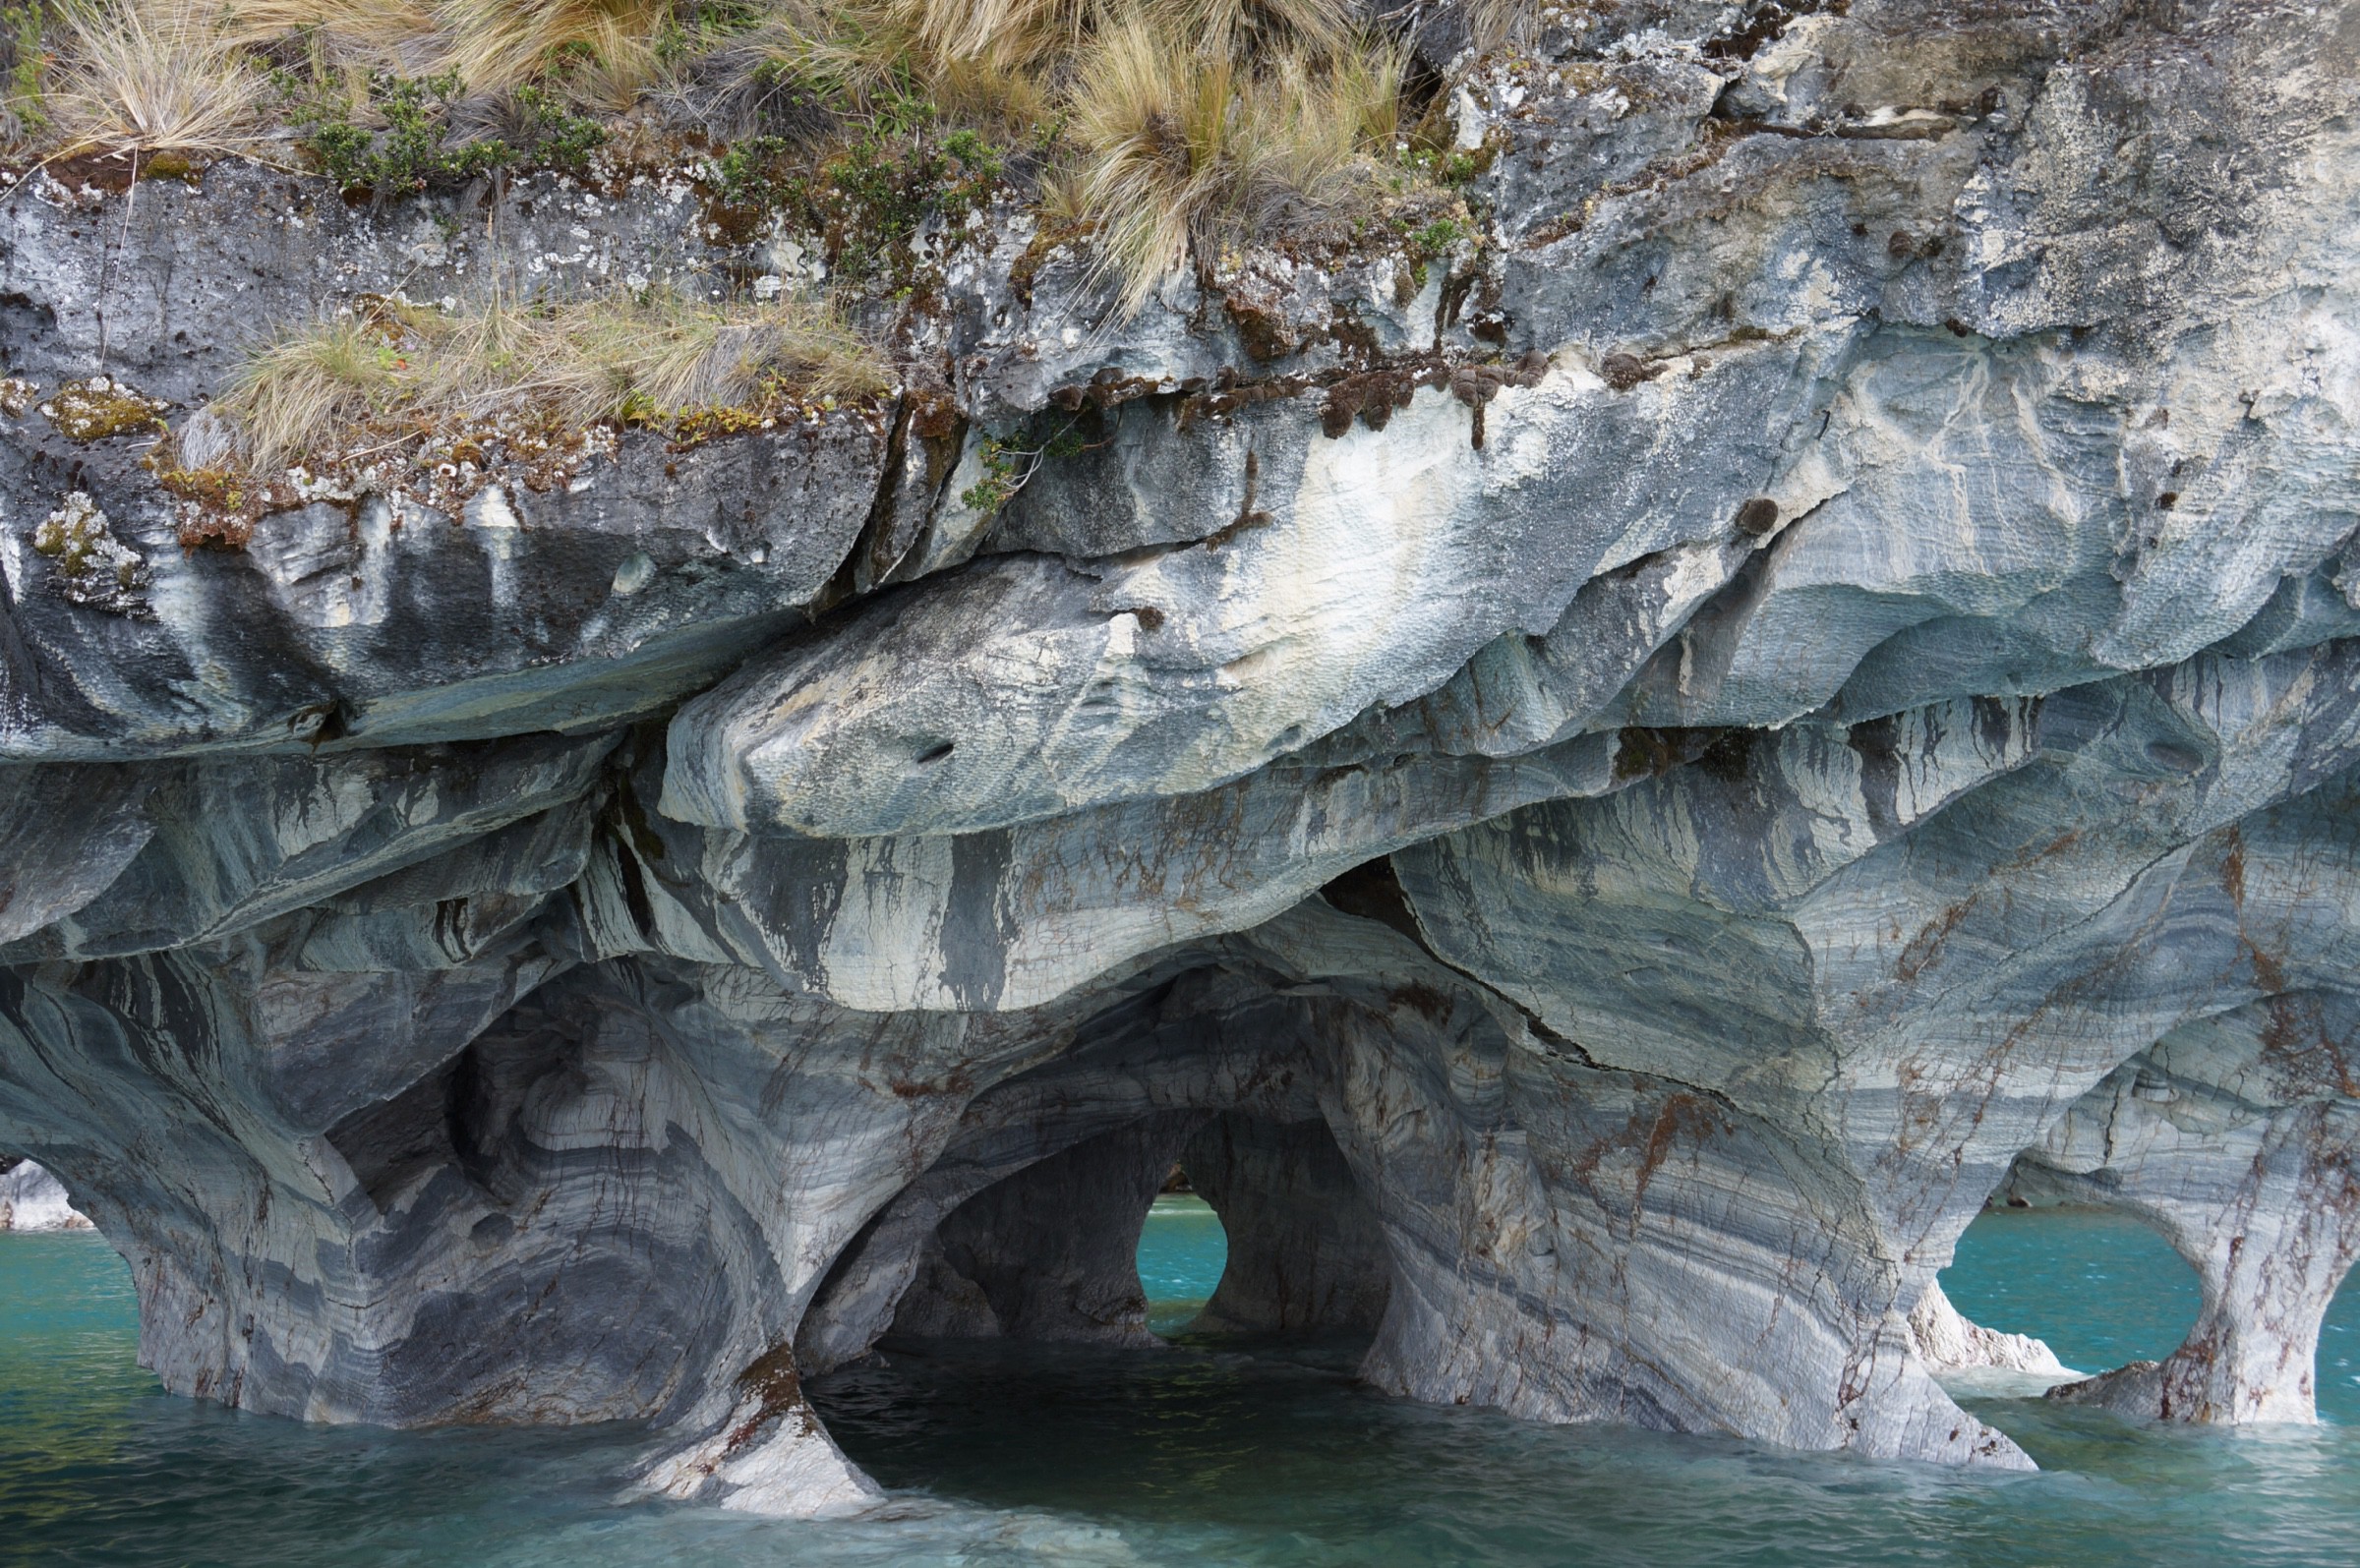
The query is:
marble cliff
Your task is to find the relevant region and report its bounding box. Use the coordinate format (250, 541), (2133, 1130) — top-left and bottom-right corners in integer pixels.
(2, 0), (2358, 1517)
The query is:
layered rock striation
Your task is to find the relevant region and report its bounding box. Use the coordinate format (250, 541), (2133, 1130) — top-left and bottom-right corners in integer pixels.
(2, 0), (2358, 1516)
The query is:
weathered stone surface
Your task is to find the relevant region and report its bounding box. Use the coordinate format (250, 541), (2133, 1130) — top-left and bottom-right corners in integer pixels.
(0, 0), (2356, 1522)
(0, 157), (900, 760)
(664, 343), (1828, 840)
(1910, 1281), (2066, 1378)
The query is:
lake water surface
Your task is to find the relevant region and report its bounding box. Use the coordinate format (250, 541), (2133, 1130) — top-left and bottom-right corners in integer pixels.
(3, 1199), (2355, 1566)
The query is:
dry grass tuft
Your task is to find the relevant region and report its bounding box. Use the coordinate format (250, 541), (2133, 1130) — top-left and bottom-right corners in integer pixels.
(1050, 14), (1401, 314)
(219, 0), (439, 62)
(217, 0), (439, 109)
(728, 2), (920, 118)
(1170, 0), (1358, 62)
(221, 288), (888, 471)
(219, 0), (681, 108)
(733, 0), (1365, 138)
(432, 0), (672, 104)
(1454, 0), (1553, 53)
(220, 316), (404, 469)
(48, 0), (272, 158)
(506, 288), (891, 423)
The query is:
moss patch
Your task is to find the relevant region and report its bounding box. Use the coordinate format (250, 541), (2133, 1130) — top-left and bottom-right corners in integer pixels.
(39, 377), (167, 441)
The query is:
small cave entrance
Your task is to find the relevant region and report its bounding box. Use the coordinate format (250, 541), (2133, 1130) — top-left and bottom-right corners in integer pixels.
(1160, 1113), (1392, 1343)
(806, 1107), (1402, 1515)
(874, 1110), (1394, 1355)
(1138, 1162), (1227, 1336)
(1935, 1175), (2202, 1382)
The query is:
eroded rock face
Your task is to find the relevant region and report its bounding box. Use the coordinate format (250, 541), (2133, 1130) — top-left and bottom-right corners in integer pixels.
(2, 0), (2358, 1519)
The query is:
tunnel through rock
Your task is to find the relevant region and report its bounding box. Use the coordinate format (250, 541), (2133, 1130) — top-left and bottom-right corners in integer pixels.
(796, 966), (1407, 1375)
(1996, 1004), (2360, 1425)
(1923, 1189), (2198, 1393)
(872, 1108), (1393, 1351)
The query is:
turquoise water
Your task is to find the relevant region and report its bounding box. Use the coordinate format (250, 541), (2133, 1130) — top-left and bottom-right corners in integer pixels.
(1138, 1192), (1232, 1335)
(3, 1205), (2357, 1565)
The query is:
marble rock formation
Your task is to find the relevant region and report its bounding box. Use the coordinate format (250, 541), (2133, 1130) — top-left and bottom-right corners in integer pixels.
(1910, 1282), (2067, 1379)
(2009, 989), (2360, 1423)
(1181, 1113), (1393, 1337)
(2, 0), (2358, 1518)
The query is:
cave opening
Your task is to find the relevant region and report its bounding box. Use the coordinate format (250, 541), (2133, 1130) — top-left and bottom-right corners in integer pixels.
(1137, 1169), (1226, 1336)
(805, 1107), (1406, 1520)
(862, 1109), (1394, 1357)
(1932, 1189), (2203, 1389)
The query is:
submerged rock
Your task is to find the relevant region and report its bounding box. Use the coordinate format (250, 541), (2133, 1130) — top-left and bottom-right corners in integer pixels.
(0, 0), (2356, 1518)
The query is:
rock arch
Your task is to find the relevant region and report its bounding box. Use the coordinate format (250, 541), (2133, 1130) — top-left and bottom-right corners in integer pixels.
(2011, 994), (2360, 1423)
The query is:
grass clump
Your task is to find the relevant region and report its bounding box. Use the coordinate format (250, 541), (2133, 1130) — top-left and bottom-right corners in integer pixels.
(42, 0), (272, 159)
(217, 286), (886, 472)
(729, 0), (1078, 131)
(1047, 13), (1400, 314)
(225, 0), (734, 105)
(216, 315), (401, 464)
(730, 0), (1417, 314)
(429, 0), (675, 105)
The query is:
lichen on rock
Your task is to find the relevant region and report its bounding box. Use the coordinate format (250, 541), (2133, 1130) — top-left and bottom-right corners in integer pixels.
(37, 376), (166, 441)
(30, 490), (148, 614)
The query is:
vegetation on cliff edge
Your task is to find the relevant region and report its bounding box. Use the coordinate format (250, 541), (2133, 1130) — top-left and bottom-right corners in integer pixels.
(2, 1), (1527, 310)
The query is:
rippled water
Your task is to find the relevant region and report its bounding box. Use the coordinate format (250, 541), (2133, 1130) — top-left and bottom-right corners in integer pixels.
(2, 1199), (2355, 1565)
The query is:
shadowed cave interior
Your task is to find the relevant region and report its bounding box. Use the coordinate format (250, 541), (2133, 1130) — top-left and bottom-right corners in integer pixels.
(874, 1110), (1389, 1355)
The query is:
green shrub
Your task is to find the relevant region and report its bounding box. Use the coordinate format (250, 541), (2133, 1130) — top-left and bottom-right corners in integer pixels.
(706, 99), (1007, 290)
(298, 71), (508, 193)
(295, 68), (609, 195)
